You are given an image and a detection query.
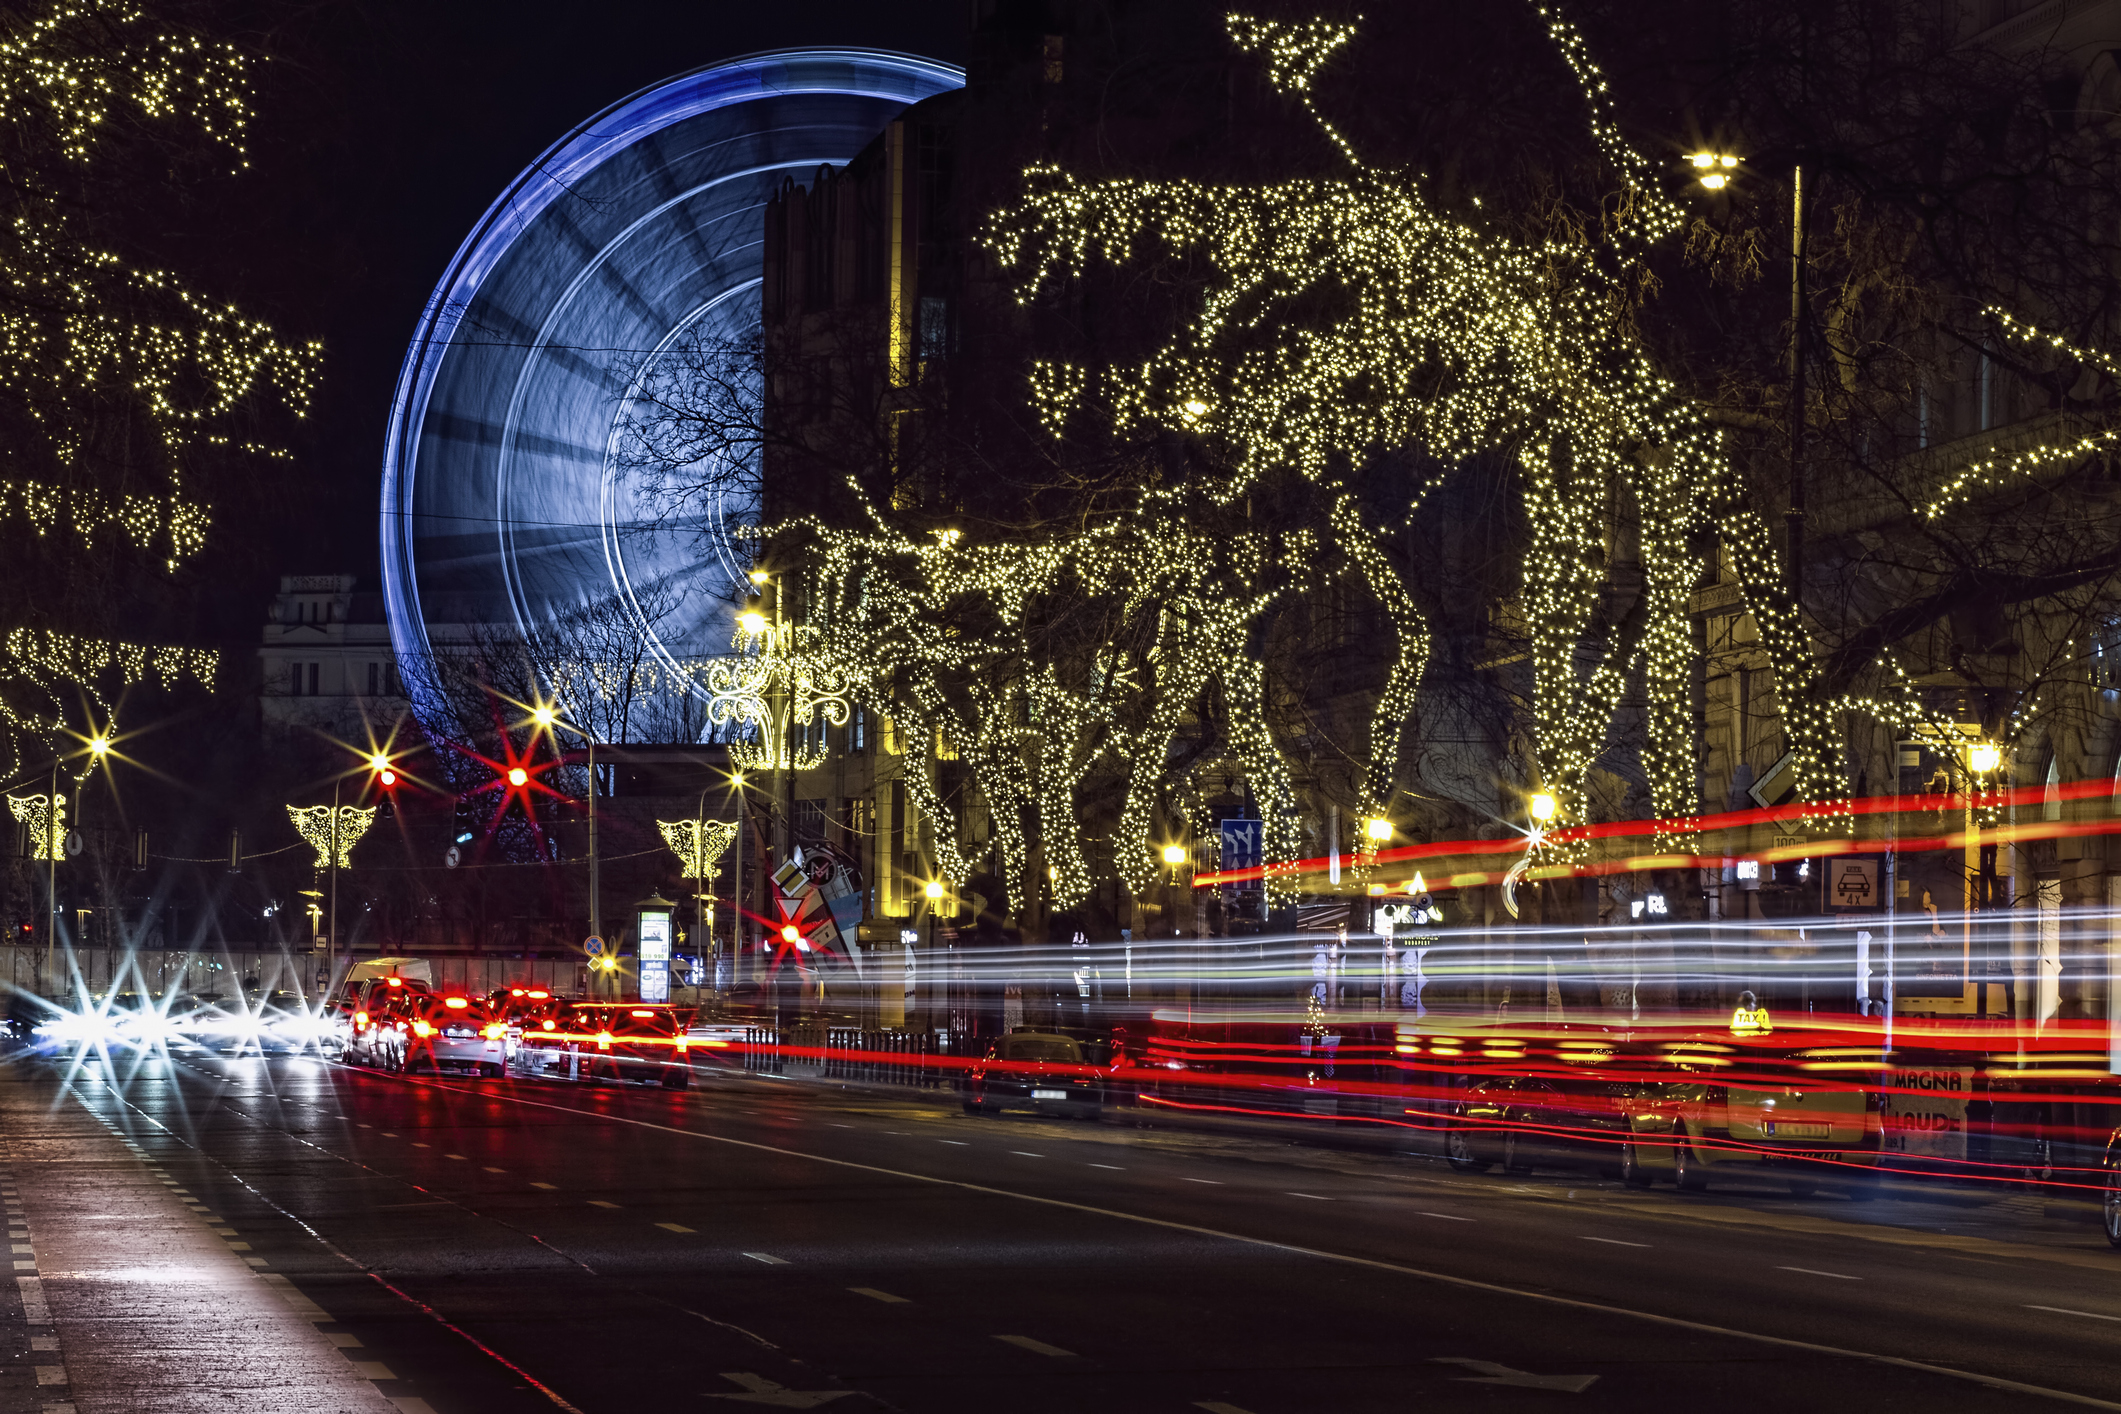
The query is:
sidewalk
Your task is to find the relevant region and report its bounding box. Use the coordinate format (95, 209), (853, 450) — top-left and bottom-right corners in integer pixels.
(0, 1059), (399, 1414)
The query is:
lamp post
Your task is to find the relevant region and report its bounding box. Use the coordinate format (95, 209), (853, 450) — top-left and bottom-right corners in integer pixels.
(532, 704), (599, 953)
(1966, 739), (2001, 1022)
(1690, 151), (1807, 601)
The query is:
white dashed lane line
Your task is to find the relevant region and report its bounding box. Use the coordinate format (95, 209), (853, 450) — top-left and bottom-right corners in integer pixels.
(1180, 1178), (1222, 1185)
(1779, 1266), (1860, 1281)
(655, 1222), (695, 1234)
(2028, 1305), (2121, 1322)
(1419, 1212), (1474, 1222)
(587, 1200), (621, 1209)
(1583, 1237), (1650, 1248)
(744, 1252), (790, 1265)
(1089, 1163), (1123, 1170)
(994, 1334), (1075, 1358)
(850, 1287), (908, 1303)
(1285, 1193), (1331, 1201)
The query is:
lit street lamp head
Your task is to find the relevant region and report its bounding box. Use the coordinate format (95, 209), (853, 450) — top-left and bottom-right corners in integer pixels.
(1968, 742), (2001, 774)
(1363, 816), (1393, 843)
(531, 705), (557, 727)
(1529, 792), (1558, 823)
(1688, 151), (1739, 190)
(87, 736), (109, 758)
(1161, 844), (1188, 866)
(923, 880), (944, 900)
(738, 610), (767, 635)
(507, 767), (529, 787)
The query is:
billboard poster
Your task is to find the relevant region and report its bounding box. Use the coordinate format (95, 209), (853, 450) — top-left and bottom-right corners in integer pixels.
(639, 912), (671, 1003)
(1882, 1066), (1972, 1161)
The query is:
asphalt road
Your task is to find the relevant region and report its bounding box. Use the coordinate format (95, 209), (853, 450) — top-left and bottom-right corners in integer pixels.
(4, 1047), (2121, 1414)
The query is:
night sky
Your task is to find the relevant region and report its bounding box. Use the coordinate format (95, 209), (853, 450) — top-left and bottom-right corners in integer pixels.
(206, 0), (965, 612)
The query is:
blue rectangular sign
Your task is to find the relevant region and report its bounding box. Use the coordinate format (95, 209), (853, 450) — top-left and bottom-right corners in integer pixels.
(1219, 818), (1263, 876)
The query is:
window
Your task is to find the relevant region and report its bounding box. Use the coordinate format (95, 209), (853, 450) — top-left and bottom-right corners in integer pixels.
(844, 798), (873, 850)
(367, 662), (379, 697)
(289, 660), (304, 695)
(934, 725), (958, 761)
(307, 663), (320, 696)
(851, 706), (866, 753)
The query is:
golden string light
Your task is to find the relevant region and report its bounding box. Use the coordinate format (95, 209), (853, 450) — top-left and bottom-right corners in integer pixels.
(0, 2), (318, 775)
(286, 804), (375, 870)
(6, 791), (64, 860)
(656, 817), (738, 878)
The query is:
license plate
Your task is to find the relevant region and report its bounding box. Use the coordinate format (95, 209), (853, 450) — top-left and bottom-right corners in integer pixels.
(1768, 1122), (1830, 1139)
(1033, 1089), (1068, 1101)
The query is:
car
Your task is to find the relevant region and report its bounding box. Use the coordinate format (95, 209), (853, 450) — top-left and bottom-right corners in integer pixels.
(340, 975), (430, 1067)
(2103, 1127), (2121, 1249)
(1444, 1072), (1632, 1179)
(1621, 1041), (1882, 1198)
(962, 1030), (1104, 1118)
(193, 990), (333, 1055)
(371, 993), (508, 1076)
(515, 1003), (695, 1088)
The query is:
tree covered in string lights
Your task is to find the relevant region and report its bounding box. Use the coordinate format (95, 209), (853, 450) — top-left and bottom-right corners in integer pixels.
(0, 0), (318, 777)
(731, 3), (2121, 924)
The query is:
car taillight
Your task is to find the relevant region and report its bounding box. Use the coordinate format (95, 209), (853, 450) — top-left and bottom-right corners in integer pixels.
(541, 1019), (557, 1032)
(597, 1031), (613, 1050)
(354, 1011), (368, 1027)
(528, 990), (549, 999)
(445, 997), (469, 1009)
(630, 1009), (654, 1018)
(412, 1020), (433, 1037)
(483, 1023), (505, 1039)
(675, 1036), (689, 1052)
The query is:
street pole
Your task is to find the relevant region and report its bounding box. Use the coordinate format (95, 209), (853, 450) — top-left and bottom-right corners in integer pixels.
(588, 732), (599, 950)
(43, 759), (57, 998)
(329, 775), (344, 988)
(1787, 163), (1808, 603)
(697, 786), (710, 999)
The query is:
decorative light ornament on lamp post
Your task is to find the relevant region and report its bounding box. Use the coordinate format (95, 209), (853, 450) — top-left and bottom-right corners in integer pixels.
(703, 589), (857, 775)
(656, 816), (738, 990)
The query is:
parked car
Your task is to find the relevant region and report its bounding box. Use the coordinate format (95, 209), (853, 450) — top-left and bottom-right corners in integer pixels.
(1621, 1041), (1882, 1198)
(962, 1030), (1104, 1118)
(1444, 1072), (1631, 1179)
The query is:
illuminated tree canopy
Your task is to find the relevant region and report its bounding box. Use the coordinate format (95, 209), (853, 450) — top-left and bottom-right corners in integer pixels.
(792, 5), (2121, 909)
(0, 0), (318, 775)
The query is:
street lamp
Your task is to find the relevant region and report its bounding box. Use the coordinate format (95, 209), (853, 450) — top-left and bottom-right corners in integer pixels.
(1528, 792), (1558, 824)
(1363, 816), (1394, 844)
(1689, 148), (1808, 600)
(1967, 741), (2001, 774)
(531, 703), (600, 955)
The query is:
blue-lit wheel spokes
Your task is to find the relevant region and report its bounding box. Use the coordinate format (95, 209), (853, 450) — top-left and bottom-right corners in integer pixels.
(381, 49), (962, 733)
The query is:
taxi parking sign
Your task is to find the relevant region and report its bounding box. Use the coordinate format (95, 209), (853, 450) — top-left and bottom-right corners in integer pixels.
(1824, 855), (1882, 911)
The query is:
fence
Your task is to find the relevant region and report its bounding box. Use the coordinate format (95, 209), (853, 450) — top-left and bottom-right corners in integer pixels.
(0, 946), (590, 1006)
(738, 1024), (973, 1092)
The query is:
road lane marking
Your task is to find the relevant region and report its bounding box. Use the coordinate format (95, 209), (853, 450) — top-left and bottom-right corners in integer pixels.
(828, 1123), (853, 1128)
(1286, 1193), (1331, 1201)
(1181, 1178), (1222, 1185)
(483, 1167), (506, 1174)
(2029, 1305), (2121, 1322)
(1778, 1266), (1860, 1280)
(656, 1222), (695, 1233)
(1196, 1404), (1258, 1414)
(529, 1182), (557, 1190)
(995, 1334), (1075, 1358)
(409, 1076), (2121, 1412)
(849, 1287), (908, 1303)
(743, 1252), (789, 1265)
(939, 1140), (968, 1146)
(1089, 1163), (1123, 1170)
(1583, 1237), (1650, 1248)
(445, 1154), (468, 1161)
(587, 1200), (621, 1209)
(34, 1365), (65, 1385)
(410, 1143), (430, 1149)
(327, 1333), (364, 1348)
(1419, 1212), (1474, 1222)
(1011, 1152), (1044, 1158)
(349, 1361), (396, 1380)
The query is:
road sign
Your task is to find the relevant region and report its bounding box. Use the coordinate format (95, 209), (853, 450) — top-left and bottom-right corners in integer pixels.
(1824, 854), (1883, 911)
(1219, 818), (1263, 879)
(584, 935), (605, 955)
(443, 844), (461, 868)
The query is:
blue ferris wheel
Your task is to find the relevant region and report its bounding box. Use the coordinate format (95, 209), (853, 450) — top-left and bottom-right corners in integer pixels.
(380, 49), (962, 737)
